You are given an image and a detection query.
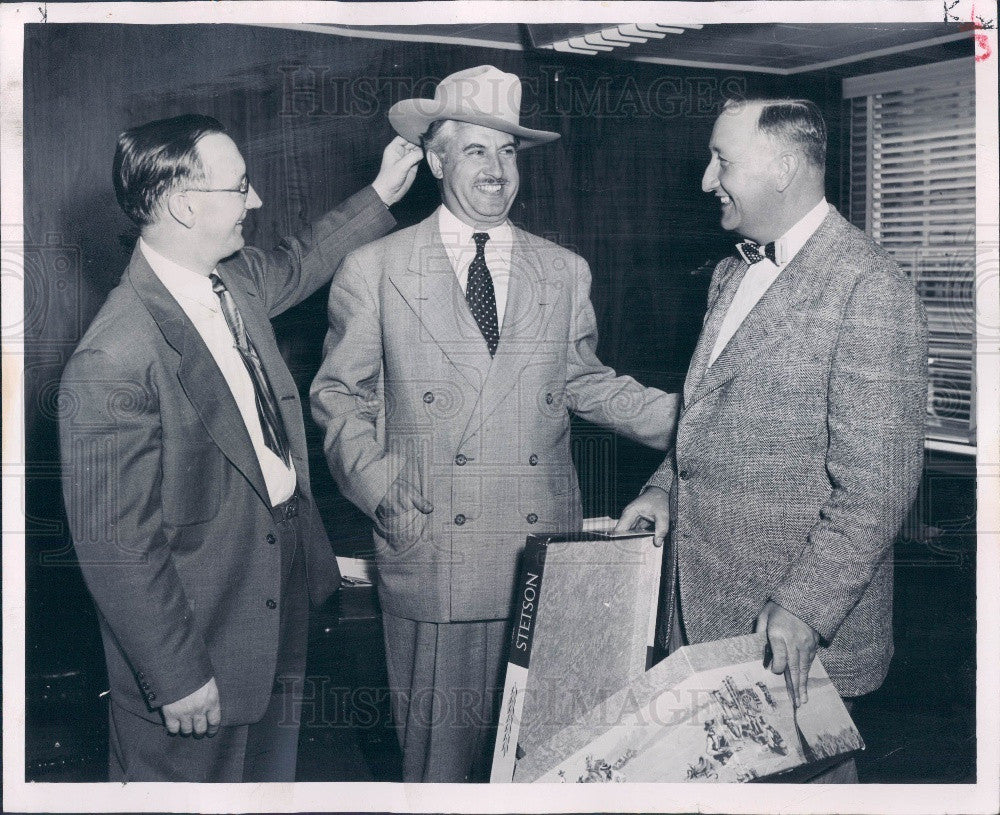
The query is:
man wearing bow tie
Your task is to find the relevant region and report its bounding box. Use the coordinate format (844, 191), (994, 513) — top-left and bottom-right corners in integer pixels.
(618, 98), (927, 782)
(311, 66), (678, 782)
(59, 114), (421, 781)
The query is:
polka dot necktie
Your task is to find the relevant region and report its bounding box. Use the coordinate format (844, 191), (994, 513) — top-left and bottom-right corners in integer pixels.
(210, 273), (291, 465)
(466, 232), (500, 357)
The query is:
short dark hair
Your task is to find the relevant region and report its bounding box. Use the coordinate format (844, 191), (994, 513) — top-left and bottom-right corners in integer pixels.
(113, 114), (226, 227)
(756, 99), (827, 169)
(420, 119), (453, 154)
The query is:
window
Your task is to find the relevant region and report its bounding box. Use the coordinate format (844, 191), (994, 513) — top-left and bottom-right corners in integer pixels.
(844, 58), (976, 453)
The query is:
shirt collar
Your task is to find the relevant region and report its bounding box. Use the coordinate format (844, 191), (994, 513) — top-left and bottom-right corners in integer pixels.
(772, 198), (829, 266)
(139, 237), (218, 311)
(437, 204), (513, 253)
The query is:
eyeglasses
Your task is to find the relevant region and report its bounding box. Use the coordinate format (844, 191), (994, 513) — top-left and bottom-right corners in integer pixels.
(184, 177), (251, 197)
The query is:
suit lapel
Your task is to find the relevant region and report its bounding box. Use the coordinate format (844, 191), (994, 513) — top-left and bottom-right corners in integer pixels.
(468, 228), (558, 437)
(684, 259), (746, 406)
(388, 218), (559, 443)
(687, 209), (844, 407)
(214, 261), (312, 496)
(128, 250), (270, 506)
(389, 217), (493, 389)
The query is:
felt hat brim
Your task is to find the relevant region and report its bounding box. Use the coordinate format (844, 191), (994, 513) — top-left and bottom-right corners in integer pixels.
(388, 98), (560, 148)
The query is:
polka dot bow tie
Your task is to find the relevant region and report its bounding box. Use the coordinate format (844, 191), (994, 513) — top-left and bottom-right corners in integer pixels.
(736, 240), (777, 265)
(466, 232), (500, 357)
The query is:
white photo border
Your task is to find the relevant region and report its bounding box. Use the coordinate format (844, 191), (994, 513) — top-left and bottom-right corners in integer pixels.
(2, 2), (997, 813)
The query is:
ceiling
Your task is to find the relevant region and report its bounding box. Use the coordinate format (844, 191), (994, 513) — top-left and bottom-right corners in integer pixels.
(279, 22), (973, 76)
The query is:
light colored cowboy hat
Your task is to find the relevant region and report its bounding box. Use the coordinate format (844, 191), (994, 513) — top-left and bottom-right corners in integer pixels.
(388, 65), (560, 148)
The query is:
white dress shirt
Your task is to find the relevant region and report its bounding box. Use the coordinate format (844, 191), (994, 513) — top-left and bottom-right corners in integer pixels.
(437, 205), (513, 330)
(709, 198), (830, 366)
(140, 239), (296, 506)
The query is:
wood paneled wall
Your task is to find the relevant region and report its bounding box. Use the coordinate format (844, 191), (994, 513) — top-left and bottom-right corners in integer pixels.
(22, 23), (842, 670)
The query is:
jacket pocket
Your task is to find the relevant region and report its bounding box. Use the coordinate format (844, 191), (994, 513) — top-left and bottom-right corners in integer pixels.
(374, 505), (429, 556)
(160, 442), (223, 526)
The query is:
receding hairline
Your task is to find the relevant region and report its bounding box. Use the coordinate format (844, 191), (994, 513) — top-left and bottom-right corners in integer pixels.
(114, 113), (230, 227)
(720, 98), (784, 134)
(190, 131), (246, 182)
(719, 97), (826, 168)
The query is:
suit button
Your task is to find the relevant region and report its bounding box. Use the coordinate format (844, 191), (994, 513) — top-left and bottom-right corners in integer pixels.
(528, 454), (538, 466)
(137, 671), (145, 679)
(454, 514), (466, 526)
(679, 470), (690, 480)
(266, 533), (276, 545)
(455, 454), (467, 466)
(545, 392), (554, 405)
(526, 513), (538, 524)
(266, 599), (277, 610)
(147, 693), (156, 701)
(422, 391), (435, 404)
(140, 681), (150, 690)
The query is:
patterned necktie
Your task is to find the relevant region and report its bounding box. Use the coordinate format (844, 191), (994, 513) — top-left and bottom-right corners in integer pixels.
(210, 273), (291, 465)
(466, 232), (500, 357)
(736, 240), (777, 266)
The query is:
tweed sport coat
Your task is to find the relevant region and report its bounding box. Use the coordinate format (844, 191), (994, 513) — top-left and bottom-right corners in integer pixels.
(310, 212), (679, 623)
(59, 187), (394, 725)
(647, 207), (927, 697)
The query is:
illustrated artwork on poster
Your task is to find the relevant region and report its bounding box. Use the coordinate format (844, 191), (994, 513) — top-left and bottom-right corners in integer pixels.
(535, 651), (862, 783)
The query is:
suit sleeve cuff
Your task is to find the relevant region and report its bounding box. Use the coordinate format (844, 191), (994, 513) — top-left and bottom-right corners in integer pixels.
(644, 460), (675, 495)
(136, 649), (215, 711)
(767, 586), (838, 644)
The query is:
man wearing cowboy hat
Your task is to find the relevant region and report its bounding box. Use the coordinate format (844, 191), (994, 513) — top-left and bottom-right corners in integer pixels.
(311, 66), (679, 782)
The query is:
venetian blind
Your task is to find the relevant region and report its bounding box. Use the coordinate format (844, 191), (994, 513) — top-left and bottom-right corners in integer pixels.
(844, 58), (976, 451)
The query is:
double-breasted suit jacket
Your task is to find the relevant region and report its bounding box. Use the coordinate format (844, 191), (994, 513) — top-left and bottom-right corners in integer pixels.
(311, 212), (679, 623)
(60, 187), (394, 725)
(647, 207), (928, 697)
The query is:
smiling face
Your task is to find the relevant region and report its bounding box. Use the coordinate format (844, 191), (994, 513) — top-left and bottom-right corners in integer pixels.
(426, 121), (519, 228)
(702, 104), (783, 243)
(189, 132), (263, 263)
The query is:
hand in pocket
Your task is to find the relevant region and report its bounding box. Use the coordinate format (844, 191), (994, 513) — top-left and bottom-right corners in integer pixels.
(375, 472), (433, 549)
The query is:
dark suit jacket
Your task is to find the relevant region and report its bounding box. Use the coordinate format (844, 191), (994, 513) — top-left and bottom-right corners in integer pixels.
(59, 186), (394, 725)
(648, 207), (928, 697)
(311, 212), (679, 622)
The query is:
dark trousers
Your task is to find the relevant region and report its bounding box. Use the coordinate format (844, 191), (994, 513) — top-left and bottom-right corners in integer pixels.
(108, 505), (308, 782)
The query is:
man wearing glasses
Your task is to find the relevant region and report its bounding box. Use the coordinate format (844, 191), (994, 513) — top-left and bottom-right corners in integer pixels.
(58, 114), (422, 781)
